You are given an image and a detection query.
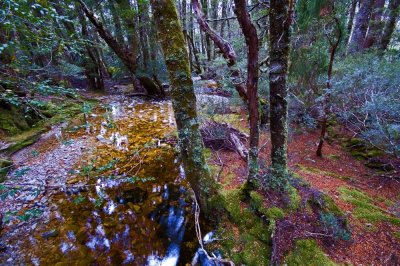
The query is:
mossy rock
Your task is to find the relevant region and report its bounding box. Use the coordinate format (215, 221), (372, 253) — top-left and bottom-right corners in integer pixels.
(365, 158), (395, 172)
(0, 105), (30, 135)
(5, 128), (44, 155)
(343, 138), (384, 161)
(260, 207), (285, 220)
(284, 239), (338, 266)
(0, 158), (13, 182)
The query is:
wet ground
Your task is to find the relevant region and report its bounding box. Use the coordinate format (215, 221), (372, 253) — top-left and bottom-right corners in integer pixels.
(0, 96), (199, 265)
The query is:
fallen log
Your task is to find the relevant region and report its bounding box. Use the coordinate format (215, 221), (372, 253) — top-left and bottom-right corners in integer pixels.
(200, 120), (248, 161)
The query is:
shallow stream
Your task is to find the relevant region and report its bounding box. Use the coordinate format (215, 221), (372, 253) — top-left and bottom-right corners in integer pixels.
(1, 97), (201, 265)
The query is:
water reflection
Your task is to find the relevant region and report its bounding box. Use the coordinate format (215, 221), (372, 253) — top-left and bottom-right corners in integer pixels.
(10, 99), (197, 265)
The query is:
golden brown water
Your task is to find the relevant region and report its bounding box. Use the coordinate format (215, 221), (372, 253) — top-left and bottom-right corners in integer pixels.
(9, 99), (197, 265)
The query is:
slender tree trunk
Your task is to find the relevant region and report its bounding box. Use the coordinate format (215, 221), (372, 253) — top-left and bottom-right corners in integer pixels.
(269, 0), (293, 181)
(151, 0), (219, 214)
(364, 0), (385, 48)
(345, 0), (358, 45)
(201, 0), (212, 62)
(77, 4), (105, 91)
(210, 0), (219, 59)
(109, 0), (125, 46)
(233, 0), (260, 183)
(379, 0), (400, 50)
(149, 20), (158, 71)
(187, 34), (203, 73)
(0, 25), (14, 65)
(317, 18), (342, 157)
(347, 0), (374, 54)
(220, 0), (228, 38)
(137, 0), (151, 72)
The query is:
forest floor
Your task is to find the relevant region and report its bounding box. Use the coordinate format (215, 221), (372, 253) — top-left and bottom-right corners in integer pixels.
(1, 81), (400, 265)
(211, 112), (400, 265)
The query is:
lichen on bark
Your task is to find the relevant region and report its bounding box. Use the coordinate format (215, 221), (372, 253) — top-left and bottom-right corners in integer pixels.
(150, 0), (219, 214)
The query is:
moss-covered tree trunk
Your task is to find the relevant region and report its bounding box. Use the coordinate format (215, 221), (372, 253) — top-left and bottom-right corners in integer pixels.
(269, 0), (293, 182)
(347, 0), (374, 54)
(233, 0), (260, 184)
(150, 0), (219, 214)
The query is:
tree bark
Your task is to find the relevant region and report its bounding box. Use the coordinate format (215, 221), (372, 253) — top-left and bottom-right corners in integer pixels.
(345, 0), (358, 45)
(364, 0), (385, 48)
(78, 0), (138, 74)
(379, 0), (400, 50)
(347, 0), (374, 54)
(269, 0), (293, 181)
(137, 0), (151, 72)
(151, 0), (219, 214)
(220, 0), (228, 38)
(192, 0), (248, 102)
(233, 0), (260, 183)
(108, 0), (125, 46)
(76, 3), (105, 91)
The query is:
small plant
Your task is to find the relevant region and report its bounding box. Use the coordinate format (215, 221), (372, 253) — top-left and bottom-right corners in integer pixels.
(320, 212), (351, 241)
(31, 150), (39, 157)
(13, 167), (31, 178)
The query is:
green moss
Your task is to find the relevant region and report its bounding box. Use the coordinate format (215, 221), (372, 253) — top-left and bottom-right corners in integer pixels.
(393, 231), (400, 239)
(339, 186), (400, 226)
(2, 100), (92, 155)
(249, 191), (264, 210)
(343, 138), (384, 161)
(297, 164), (353, 181)
(0, 106), (30, 135)
(284, 239), (338, 266)
(241, 239), (270, 266)
(0, 158), (13, 182)
(321, 194), (344, 216)
(260, 207), (285, 220)
(288, 185), (301, 211)
(218, 189), (272, 265)
(5, 128), (44, 154)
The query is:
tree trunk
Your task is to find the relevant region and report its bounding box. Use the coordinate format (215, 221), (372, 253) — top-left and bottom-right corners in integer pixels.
(137, 0), (151, 72)
(108, 0), (125, 46)
(364, 0), (385, 48)
(77, 4), (105, 91)
(317, 18), (342, 157)
(220, 0), (228, 38)
(192, 0), (248, 102)
(201, 0), (212, 62)
(379, 0), (400, 50)
(233, 0), (260, 183)
(347, 0), (374, 54)
(345, 0), (358, 45)
(78, 0), (138, 74)
(269, 0), (293, 181)
(151, 0), (219, 214)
